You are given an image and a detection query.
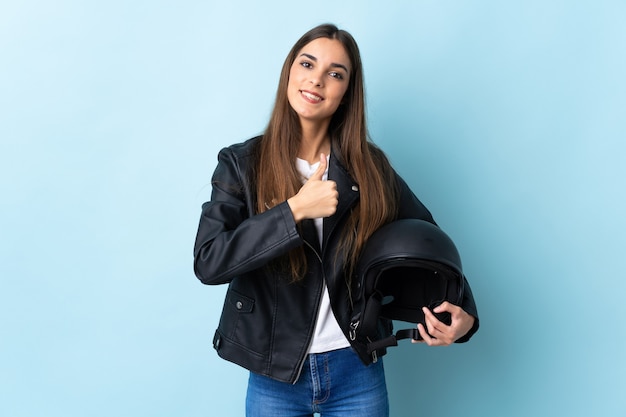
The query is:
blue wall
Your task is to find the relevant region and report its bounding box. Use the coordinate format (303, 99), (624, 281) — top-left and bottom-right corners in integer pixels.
(1, 1), (624, 416)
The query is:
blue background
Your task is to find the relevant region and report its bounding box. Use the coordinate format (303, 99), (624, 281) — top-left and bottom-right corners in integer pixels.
(1, 1), (624, 416)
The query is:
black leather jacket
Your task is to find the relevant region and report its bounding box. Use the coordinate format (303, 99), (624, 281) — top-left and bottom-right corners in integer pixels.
(193, 136), (479, 383)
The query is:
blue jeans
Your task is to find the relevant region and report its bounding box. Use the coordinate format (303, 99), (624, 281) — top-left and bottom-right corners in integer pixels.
(246, 347), (389, 417)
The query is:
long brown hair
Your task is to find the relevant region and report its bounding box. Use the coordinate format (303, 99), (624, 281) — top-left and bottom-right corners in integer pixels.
(256, 23), (399, 280)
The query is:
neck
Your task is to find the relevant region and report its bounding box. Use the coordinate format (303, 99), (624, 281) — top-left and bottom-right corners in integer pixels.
(298, 119), (331, 164)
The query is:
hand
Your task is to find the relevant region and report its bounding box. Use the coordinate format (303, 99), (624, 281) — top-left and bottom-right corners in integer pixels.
(287, 153), (338, 222)
(412, 301), (475, 346)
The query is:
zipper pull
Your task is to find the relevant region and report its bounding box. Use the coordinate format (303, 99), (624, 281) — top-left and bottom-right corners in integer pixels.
(349, 320), (360, 341)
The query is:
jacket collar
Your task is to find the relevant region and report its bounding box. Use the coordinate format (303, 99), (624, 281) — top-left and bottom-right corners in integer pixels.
(322, 153), (360, 249)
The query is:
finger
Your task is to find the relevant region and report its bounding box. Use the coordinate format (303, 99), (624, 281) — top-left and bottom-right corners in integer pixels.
(433, 301), (451, 314)
(415, 323), (442, 346)
(422, 307), (447, 335)
(413, 323), (431, 344)
(309, 153), (327, 181)
(433, 301), (460, 314)
(422, 306), (437, 324)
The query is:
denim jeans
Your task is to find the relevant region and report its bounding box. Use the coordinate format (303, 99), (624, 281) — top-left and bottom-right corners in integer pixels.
(246, 347), (389, 417)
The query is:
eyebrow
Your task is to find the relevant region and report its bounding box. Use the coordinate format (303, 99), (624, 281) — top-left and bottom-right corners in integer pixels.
(299, 53), (349, 73)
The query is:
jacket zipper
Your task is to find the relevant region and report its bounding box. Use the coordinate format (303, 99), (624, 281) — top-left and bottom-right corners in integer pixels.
(292, 239), (325, 384)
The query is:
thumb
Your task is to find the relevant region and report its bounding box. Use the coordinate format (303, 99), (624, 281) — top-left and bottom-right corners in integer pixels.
(433, 301), (450, 313)
(309, 153), (327, 181)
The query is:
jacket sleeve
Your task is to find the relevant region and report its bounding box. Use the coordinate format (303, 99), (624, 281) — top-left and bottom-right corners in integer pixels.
(455, 276), (479, 343)
(394, 171), (480, 342)
(193, 146), (303, 285)
(395, 174), (436, 224)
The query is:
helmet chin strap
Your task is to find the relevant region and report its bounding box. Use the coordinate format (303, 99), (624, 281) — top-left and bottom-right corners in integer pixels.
(366, 328), (423, 355)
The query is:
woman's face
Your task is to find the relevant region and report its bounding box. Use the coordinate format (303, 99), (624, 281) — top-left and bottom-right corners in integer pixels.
(287, 37), (351, 127)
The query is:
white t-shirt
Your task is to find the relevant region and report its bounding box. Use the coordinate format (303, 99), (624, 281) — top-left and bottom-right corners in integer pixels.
(295, 156), (351, 353)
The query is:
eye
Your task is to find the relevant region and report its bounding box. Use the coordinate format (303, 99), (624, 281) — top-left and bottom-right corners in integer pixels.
(329, 71), (344, 80)
(300, 61), (313, 69)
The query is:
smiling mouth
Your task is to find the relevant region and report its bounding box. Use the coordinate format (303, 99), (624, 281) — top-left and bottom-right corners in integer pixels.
(300, 90), (323, 102)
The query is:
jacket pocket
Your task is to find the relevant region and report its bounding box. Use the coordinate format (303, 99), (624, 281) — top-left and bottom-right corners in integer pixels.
(215, 287), (270, 365)
(217, 288), (255, 341)
(226, 289), (255, 313)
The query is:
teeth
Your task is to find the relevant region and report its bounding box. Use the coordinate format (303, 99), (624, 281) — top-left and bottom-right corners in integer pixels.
(302, 91), (322, 102)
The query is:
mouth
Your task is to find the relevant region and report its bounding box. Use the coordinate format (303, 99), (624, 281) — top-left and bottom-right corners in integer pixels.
(300, 90), (324, 103)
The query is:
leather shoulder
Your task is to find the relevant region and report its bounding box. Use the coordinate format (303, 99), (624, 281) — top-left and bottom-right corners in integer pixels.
(222, 136), (262, 159)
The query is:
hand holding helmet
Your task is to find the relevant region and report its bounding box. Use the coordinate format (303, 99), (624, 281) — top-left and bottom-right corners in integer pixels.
(414, 302), (476, 346)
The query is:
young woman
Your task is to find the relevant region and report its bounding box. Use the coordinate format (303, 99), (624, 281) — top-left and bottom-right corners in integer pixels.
(193, 23), (479, 417)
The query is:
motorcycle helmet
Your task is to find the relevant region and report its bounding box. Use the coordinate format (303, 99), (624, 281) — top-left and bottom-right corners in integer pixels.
(350, 218), (465, 356)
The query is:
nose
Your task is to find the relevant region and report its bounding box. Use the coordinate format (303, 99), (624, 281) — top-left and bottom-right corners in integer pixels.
(309, 70), (323, 87)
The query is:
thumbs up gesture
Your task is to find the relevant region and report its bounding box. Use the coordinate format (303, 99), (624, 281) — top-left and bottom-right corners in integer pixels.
(287, 153), (338, 223)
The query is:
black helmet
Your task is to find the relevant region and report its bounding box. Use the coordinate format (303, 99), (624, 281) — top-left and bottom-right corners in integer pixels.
(350, 219), (465, 357)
